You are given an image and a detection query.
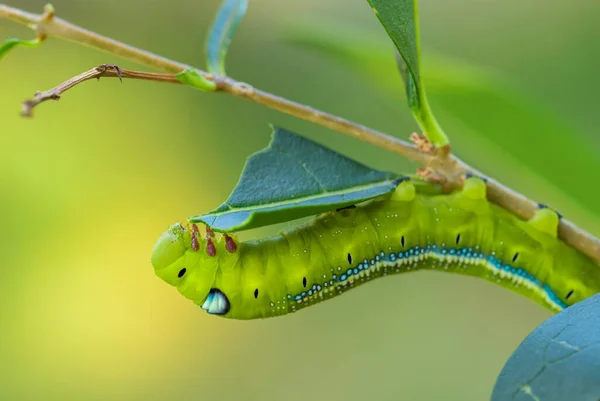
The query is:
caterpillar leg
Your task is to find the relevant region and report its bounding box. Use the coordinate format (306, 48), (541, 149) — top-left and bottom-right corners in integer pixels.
(537, 203), (563, 220)
(191, 224), (200, 252)
(224, 234), (238, 253)
(464, 172), (488, 183)
(528, 205), (560, 238)
(391, 179), (416, 202)
(461, 175), (487, 200)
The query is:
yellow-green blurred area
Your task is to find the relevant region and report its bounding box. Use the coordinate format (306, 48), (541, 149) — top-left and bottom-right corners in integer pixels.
(1, 0), (599, 400)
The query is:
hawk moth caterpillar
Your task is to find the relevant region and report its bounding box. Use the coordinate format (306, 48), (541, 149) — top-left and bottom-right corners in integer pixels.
(151, 177), (600, 319)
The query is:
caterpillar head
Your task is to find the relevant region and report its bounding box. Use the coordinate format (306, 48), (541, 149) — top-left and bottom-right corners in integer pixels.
(151, 223), (229, 314)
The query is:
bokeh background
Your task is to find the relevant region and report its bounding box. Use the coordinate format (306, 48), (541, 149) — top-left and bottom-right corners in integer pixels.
(1, 0), (599, 400)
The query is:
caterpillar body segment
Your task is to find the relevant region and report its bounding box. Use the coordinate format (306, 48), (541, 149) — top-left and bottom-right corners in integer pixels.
(151, 178), (600, 319)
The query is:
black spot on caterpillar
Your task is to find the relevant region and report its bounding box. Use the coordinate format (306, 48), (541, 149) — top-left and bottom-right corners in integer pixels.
(151, 177), (600, 319)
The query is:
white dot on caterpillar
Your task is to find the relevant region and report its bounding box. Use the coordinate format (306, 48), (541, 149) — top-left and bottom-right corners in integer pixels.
(270, 302), (275, 307)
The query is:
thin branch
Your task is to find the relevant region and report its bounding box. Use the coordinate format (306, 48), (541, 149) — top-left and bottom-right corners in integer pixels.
(217, 77), (430, 164)
(1, 3), (599, 263)
(21, 64), (181, 117)
(0, 3), (427, 164)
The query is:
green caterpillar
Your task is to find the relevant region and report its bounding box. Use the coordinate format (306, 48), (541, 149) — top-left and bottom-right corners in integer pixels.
(151, 177), (600, 319)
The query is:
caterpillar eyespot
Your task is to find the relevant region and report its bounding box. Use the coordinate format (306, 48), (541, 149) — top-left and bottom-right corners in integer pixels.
(151, 177), (600, 320)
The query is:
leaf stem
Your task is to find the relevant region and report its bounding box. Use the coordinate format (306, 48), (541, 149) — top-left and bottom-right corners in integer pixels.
(1, 3), (599, 263)
(416, 89), (449, 147)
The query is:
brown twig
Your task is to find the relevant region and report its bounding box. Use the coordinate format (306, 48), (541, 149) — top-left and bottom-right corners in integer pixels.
(1, 3), (600, 263)
(21, 64), (181, 117)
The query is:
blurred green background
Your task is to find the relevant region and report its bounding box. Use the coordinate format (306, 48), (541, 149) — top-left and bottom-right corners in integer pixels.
(1, 0), (599, 400)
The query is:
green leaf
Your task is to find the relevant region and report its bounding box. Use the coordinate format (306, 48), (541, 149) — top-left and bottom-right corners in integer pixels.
(492, 293), (600, 401)
(367, 0), (419, 91)
(286, 24), (600, 223)
(190, 127), (403, 232)
(367, 0), (449, 147)
(175, 68), (217, 92)
(206, 0), (248, 76)
(0, 37), (43, 62)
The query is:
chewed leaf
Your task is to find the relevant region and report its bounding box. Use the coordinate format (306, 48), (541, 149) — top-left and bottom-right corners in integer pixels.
(190, 127), (402, 232)
(0, 37), (43, 62)
(175, 68), (217, 92)
(367, 0), (448, 147)
(492, 293), (600, 401)
(206, 0), (248, 75)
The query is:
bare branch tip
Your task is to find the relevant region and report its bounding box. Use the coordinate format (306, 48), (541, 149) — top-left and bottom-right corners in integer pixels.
(21, 100), (34, 118)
